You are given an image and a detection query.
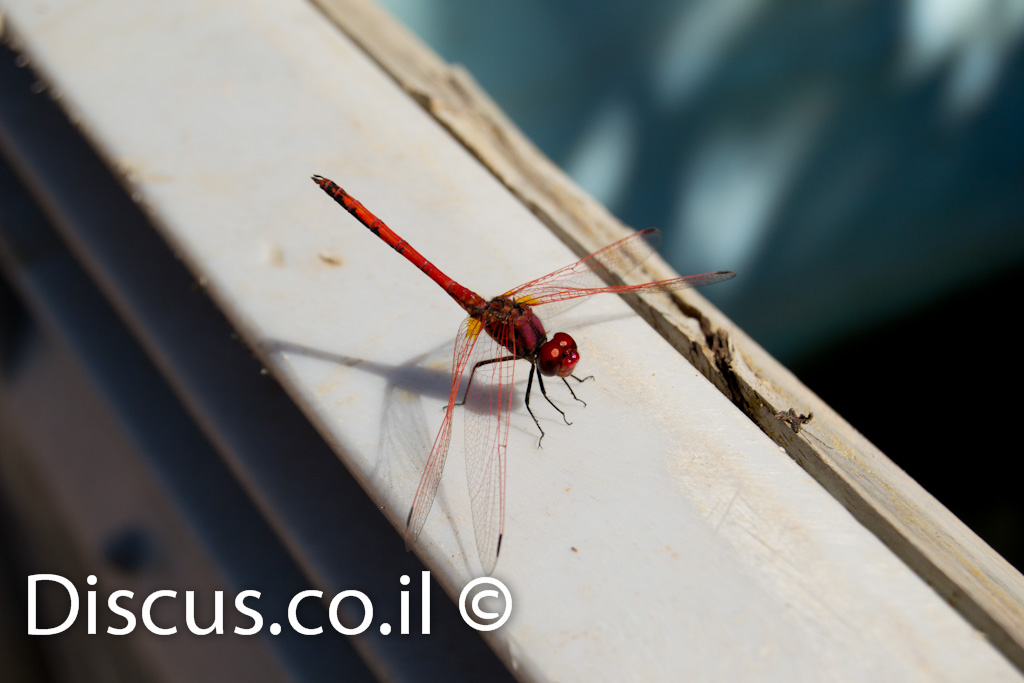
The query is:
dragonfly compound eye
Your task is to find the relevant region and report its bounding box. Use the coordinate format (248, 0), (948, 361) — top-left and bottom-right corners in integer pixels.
(538, 332), (580, 377)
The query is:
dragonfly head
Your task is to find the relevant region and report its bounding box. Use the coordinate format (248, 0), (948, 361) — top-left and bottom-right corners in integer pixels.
(538, 332), (580, 378)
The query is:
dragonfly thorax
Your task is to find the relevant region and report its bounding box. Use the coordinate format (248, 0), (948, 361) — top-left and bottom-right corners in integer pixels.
(479, 296), (581, 377)
(480, 295), (550, 361)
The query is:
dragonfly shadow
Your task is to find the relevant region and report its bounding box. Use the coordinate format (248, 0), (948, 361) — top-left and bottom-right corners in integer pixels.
(266, 338), (453, 401)
(265, 337), (450, 459)
(263, 337), (476, 557)
(264, 300), (644, 571)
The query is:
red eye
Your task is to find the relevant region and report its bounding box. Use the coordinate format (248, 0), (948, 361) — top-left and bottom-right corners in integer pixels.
(538, 332), (580, 377)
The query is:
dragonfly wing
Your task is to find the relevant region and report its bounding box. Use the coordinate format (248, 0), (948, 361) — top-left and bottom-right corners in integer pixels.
(508, 228), (734, 314)
(524, 269), (735, 308)
(460, 328), (516, 575)
(405, 317), (481, 547)
(506, 229), (662, 317)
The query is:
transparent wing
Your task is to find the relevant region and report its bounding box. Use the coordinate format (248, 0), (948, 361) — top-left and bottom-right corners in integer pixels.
(404, 317), (482, 547)
(508, 228), (734, 316)
(459, 327), (516, 575)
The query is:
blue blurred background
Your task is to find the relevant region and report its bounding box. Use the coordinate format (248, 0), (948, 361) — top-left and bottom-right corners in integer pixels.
(379, 0), (1024, 566)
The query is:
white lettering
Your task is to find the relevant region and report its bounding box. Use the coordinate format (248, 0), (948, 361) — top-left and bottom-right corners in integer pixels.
(27, 574), (79, 635)
(234, 591), (262, 635)
(142, 590), (177, 635)
(107, 591), (135, 635)
(329, 590), (372, 635)
(288, 590), (322, 636)
(185, 590), (223, 635)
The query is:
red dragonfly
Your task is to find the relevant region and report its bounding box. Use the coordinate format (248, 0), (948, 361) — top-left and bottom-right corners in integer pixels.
(312, 175), (734, 573)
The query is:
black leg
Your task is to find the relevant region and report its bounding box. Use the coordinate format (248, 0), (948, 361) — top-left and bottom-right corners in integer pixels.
(460, 359), (595, 449)
(560, 377), (588, 407)
(523, 362), (583, 448)
(452, 355), (516, 407)
(523, 364), (547, 448)
(535, 370), (572, 426)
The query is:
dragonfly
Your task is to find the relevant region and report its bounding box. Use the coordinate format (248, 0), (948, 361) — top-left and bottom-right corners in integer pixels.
(312, 175), (734, 573)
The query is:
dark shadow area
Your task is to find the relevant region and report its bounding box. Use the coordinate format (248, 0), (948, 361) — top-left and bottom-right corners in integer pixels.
(792, 264), (1024, 570)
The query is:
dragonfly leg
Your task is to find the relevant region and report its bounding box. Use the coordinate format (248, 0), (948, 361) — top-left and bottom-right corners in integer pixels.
(560, 376), (589, 407)
(530, 363), (573, 430)
(451, 355), (515, 408)
(523, 364), (548, 448)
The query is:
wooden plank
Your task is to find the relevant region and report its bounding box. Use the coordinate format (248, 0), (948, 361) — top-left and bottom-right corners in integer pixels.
(2, 0), (1021, 678)
(311, 0), (1024, 671)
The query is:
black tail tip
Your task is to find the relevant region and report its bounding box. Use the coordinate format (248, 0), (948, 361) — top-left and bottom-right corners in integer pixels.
(311, 174), (324, 183)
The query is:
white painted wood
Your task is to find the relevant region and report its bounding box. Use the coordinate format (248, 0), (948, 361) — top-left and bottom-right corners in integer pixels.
(310, 0), (1024, 668)
(3, 0), (1019, 679)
